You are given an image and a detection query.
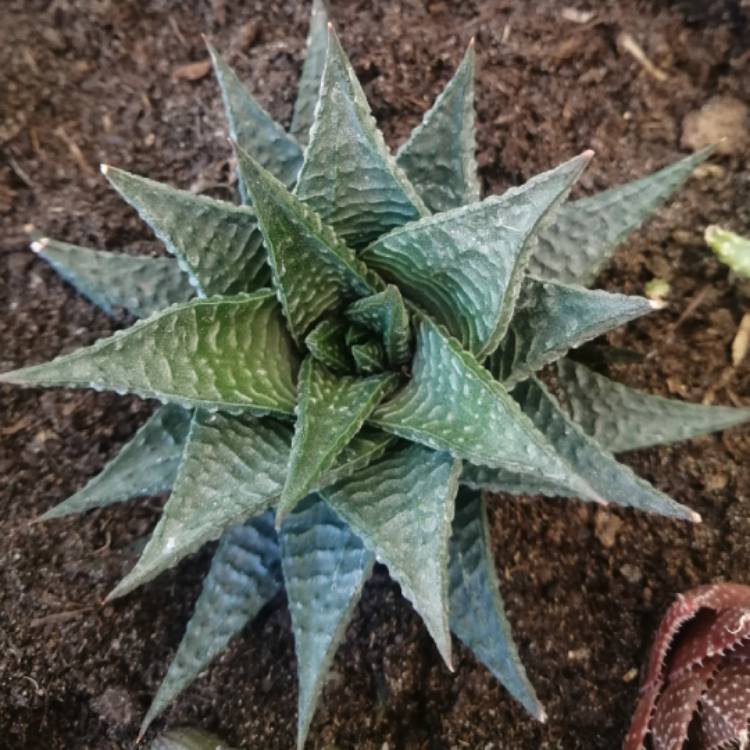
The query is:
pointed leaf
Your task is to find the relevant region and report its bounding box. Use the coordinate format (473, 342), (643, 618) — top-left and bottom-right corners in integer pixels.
(506, 379), (698, 520)
(280, 497), (373, 749)
(0, 292), (299, 416)
(489, 277), (656, 386)
(449, 487), (544, 721)
(103, 166), (269, 295)
(351, 340), (386, 375)
(295, 27), (427, 248)
(40, 405), (190, 520)
(32, 238), (194, 318)
(305, 319), (351, 373)
(370, 316), (602, 503)
(235, 143), (375, 343)
(555, 358), (750, 453)
(322, 443), (461, 667)
(109, 414), (393, 599)
(345, 285), (411, 366)
(531, 149), (711, 286)
(278, 358), (398, 521)
(396, 41), (480, 212)
(289, 0), (329, 145)
(207, 42), (303, 199)
(140, 512), (281, 735)
(361, 153), (593, 358)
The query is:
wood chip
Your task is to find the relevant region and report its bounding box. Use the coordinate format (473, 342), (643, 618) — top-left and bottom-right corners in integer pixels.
(617, 31), (668, 82)
(732, 312), (750, 367)
(54, 126), (95, 176)
(171, 59), (211, 82)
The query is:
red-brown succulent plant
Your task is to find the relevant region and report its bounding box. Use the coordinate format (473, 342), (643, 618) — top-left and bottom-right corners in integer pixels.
(625, 583), (750, 750)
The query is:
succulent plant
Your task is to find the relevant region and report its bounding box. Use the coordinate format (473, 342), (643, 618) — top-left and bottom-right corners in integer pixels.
(3, 1), (750, 746)
(625, 583), (750, 750)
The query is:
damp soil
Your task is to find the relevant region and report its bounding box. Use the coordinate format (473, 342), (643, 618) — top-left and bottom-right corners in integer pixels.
(1, 1), (749, 748)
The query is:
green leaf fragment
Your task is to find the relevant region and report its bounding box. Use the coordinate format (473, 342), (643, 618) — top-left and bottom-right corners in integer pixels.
(490, 277), (656, 386)
(280, 496), (373, 750)
(149, 727), (238, 750)
(207, 42), (303, 198)
(351, 340), (386, 375)
(322, 443), (461, 667)
(305, 318), (351, 373)
(32, 238), (194, 318)
(531, 149), (711, 286)
(140, 512), (282, 736)
(289, 0), (329, 145)
(0, 292), (299, 416)
(449, 487), (545, 721)
(371, 316), (601, 502)
(396, 41), (480, 213)
(103, 166), (269, 296)
(40, 405), (190, 521)
(555, 358), (750, 453)
(345, 285), (411, 366)
(277, 358), (399, 522)
(295, 26), (427, 248)
(705, 225), (750, 279)
(235, 143), (375, 343)
(362, 153), (592, 358)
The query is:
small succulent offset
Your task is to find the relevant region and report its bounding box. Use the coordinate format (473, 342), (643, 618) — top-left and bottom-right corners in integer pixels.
(3, 1), (750, 746)
(625, 584), (750, 750)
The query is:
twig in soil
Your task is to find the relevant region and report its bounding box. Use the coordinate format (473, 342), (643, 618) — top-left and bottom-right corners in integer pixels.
(54, 126), (95, 177)
(30, 607), (93, 628)
(732, 312), (750, 366)
(617, 31), (668, 82)
(8, 155), (34, 189)
(702, 366), (736, 406)
(667, 285), (710, 340)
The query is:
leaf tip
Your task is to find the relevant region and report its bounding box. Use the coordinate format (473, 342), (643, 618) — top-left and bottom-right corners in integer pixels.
(689, 510), (702, 524)
(648, 298), (668, 311)
(30, 237), (49, 254)
(469, 35), (476, 48)
(100, 163), (110, 176)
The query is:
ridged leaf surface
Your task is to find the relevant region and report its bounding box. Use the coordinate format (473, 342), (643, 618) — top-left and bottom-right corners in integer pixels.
(322, 443), (461, 667)
(289, 0), (329, 145)
(141, 512), (282, 735)
(531, 150), (710, 286)
(207, 43), (303, 198)
(41, 405), (191, 520)
(280, 497), (373, 749)
(0, 292), (299, 416)
(103, 167), (269, 295)
(371, 316), (601, 502)
(396, 42), (479, 213)
(235, 144), (375, 343)
(33, 239), (194, 318)
(295, 28), (427, 248)
(490, 278), (655, 385)
(449, 488), (544, 720)
(304, 318), (351, 373)
(351, 340), (385, 374)
(362, 154), (592, 358)
(555, 358), (750, 453)
(278, 357), (398, 521)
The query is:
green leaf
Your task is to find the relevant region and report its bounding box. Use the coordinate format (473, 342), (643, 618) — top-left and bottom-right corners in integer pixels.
(109, 414), (393, 599)
(295, 26), (427, 248)
(449, 487), (544, 721)
(322, 443), (461, 667)
(351, 340), (386, 375)
(40, 405), (190, 521)
(289, 0), (329, 146)
(140, 512), (282, 737)
(371, 316), (602, 502)
(531, 149), (711, 286)
(0, 292), (299, 416)
(345, 285), (411, 366)
(705, 225), (750, 279)
(489, 278), (656, 386)
(277, 358), (399, 523)
(505, 379), (698, 520)
(207, 42), (303, 198)
(102, 166), (269, 296)
(234, 143), (375, 343)
(396, 41), (480, 213)
(31, 238), (194, 318)
(305, 318), (351, 373)
(280, 497), (373, 750)
(361, 153), (593, 358)
(555, 358), (750, 453)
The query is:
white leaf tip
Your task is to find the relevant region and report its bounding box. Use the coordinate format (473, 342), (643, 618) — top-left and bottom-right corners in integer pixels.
(100, 163), (109, 175)
(649, 299), (667, 310)
(30, 237), (49, 253)
(690, 510), (702, 524)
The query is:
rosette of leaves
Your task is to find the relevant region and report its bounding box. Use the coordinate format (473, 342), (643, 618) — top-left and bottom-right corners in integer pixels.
(3, 2), (750, 746)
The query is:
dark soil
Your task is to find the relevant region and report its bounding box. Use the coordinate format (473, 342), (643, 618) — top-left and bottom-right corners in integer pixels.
(1, 1), (749, 748)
